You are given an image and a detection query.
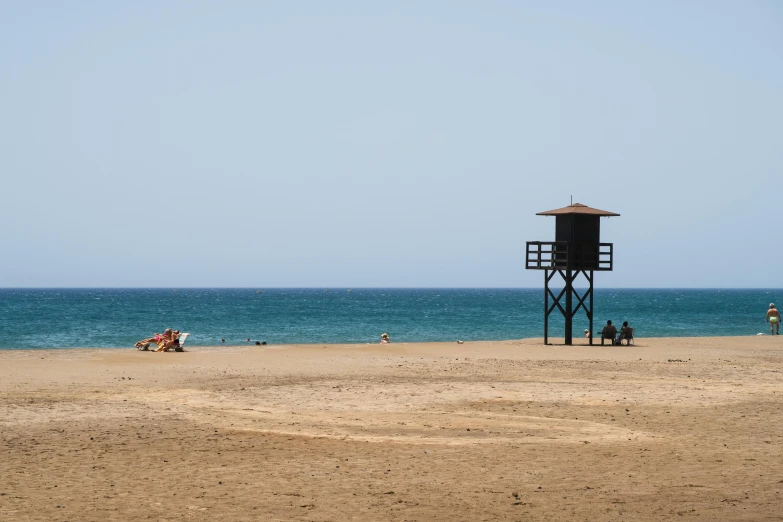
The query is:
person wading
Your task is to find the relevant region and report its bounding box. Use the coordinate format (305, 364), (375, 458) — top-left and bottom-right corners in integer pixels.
(767, 303), (780, 335)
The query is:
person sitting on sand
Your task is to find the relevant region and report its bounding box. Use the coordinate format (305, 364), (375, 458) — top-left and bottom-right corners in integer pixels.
(139, 330), (170, 351)
(135, 330), (170, 351)
(158, 328), (172, 348)
(601, 320), (617, 346)
(157, 329), (184, 352)
(170, 330), (183, 351)
(620, 321), (633, 345)
(584, 329), (591, 339)
(767, 303), (780, 335)
(380, 333), (390, 344)
(134, 336), (158, 350)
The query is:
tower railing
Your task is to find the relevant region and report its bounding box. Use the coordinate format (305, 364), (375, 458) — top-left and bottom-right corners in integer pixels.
(525, 241), (613, 271)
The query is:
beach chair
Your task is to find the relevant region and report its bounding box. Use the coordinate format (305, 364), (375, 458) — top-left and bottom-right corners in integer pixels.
(177, 333), (189, 350)
(623, 328), (634, 345)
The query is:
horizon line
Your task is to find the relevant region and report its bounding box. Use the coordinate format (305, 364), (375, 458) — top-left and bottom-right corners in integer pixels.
(1, 287), (780, 291)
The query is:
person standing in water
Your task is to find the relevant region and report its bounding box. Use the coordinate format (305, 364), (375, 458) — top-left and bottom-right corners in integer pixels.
(767, 303), (780, 335)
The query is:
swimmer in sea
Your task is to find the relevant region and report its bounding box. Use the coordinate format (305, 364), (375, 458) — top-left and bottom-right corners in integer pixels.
(767, 303), (780, 335)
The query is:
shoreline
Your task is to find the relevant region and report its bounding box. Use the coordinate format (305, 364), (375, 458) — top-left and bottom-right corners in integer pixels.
(2, 333), (782, 353)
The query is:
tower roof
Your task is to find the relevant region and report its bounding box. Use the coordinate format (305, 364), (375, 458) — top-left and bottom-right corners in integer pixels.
(536, 203), (620, 217)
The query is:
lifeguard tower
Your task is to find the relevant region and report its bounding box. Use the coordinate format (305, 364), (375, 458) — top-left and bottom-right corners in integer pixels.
(526, 203), (619, 345)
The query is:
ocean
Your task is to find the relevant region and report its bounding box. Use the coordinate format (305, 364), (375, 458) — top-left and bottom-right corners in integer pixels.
(0, 288), (778, 349)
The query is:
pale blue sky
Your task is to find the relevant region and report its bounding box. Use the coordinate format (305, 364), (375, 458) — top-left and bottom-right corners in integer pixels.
(1, 1), (781, 287)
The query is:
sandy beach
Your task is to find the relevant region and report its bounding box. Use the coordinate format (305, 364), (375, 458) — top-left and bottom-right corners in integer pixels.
(2, 336), (783, 521)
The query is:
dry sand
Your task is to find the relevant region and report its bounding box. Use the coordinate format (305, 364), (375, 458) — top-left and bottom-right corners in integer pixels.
(2, 336), (783, 521)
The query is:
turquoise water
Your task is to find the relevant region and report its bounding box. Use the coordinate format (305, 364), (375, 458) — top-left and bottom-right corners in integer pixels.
(0, 288), (779, 349)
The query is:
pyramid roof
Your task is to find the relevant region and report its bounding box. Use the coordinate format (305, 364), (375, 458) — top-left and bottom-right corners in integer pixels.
(536, 203), (620, 217)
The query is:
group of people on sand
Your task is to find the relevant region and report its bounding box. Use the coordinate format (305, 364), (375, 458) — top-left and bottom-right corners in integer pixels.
(581, 303), (783, 343)
(136, 332), (388, 350)
(587, 320), (633, 346)
(134, 328), (184, 352)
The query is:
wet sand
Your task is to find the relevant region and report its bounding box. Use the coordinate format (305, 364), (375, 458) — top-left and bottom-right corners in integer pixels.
(2, 336), (783, 521)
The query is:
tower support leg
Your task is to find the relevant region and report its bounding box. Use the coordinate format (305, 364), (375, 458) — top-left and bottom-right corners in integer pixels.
(543, 270), (549, 345)
(564, 269), (573, 345)
(588, 270), (594, 345)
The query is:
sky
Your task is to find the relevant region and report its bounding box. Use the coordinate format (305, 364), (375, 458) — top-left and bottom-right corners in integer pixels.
(1, 1), (781, 288)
